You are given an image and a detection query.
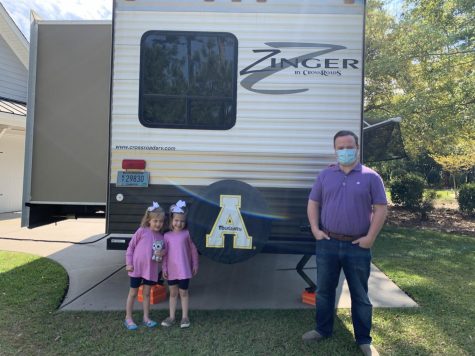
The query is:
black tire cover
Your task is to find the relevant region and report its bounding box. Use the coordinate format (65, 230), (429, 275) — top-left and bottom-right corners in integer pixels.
(188, 180), (272, 264)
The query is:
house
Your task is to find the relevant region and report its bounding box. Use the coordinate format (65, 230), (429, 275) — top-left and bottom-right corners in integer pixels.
(0, 3), (28, 213)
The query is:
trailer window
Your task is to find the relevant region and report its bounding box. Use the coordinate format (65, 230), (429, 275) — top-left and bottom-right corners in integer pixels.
(139, 31), (238, 130)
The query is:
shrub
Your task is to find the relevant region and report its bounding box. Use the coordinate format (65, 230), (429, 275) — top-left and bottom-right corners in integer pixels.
(426, 169), (442, 187)
(458, 183), (475, 215)
(390, 174), (426, 210)
(419, 190), (436, 221)
(390, 168), (407, 180)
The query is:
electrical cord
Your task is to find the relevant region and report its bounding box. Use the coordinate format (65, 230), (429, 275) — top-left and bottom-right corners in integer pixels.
(0, 234), (109, 244)
(57, 264), (126, 311)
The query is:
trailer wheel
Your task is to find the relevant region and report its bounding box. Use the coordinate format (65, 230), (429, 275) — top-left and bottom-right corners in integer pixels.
(188, 180), (271, 264)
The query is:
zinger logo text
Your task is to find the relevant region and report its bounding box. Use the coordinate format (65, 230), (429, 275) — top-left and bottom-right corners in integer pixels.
(239, 42), (359, 95)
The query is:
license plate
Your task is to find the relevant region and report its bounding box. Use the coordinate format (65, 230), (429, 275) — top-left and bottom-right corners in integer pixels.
(117, 171), (149, 187)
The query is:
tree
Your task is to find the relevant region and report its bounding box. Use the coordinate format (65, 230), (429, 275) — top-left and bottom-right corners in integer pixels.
(392, 0), (475, 158)
(364, 0), (475, 185)
(432, 138), (475, 189)
(364, 0), (401, 123)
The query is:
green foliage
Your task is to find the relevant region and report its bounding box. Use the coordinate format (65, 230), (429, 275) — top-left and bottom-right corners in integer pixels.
(388, 173), (435, 219)
(370, 151), (444, 187)
(432, 139), (475, 189)
(420, 190), (436, 220)
(393, 0), (475, 158)
(458, 183), (475, 214)
(390, 167), (407, 180)
(390, 173), (426, 209)
(365, 0), (475, 183)
(364, 0), (401, 120)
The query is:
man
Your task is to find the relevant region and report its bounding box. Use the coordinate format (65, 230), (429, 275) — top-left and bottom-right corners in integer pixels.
(302, 130), (388, 356)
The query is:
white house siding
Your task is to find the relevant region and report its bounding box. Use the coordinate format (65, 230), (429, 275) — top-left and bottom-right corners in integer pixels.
(0, 132), (25, 213)
(0, 35), (28, 102)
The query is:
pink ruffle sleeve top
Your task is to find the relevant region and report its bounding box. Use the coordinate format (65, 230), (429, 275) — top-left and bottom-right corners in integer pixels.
(125, 227), (164, 282)
(162, 229), (199, 280)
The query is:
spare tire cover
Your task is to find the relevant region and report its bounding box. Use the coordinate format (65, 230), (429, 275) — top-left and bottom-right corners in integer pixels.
(188, 180), (271, 264)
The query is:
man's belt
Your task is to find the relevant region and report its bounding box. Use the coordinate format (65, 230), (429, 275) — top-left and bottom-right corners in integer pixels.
(323, 230), (364, 242)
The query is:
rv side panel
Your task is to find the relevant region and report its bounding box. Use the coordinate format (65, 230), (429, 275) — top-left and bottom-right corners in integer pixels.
(22, 22), (111, 227)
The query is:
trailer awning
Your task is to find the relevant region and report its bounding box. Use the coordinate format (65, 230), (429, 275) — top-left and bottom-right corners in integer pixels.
(362, 117), (406, 163)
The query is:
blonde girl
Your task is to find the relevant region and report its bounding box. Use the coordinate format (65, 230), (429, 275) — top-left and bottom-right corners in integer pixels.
(124, 202), (166, 330)
(161, 200), (199, 328)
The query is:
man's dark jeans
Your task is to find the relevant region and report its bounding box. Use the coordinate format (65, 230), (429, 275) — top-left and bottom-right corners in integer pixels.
(315, 238), (372, 345)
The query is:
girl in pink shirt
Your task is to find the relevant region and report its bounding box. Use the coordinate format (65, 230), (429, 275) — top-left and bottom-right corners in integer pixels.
(161, 200), (199, 329)
(124, 202), (166, 330)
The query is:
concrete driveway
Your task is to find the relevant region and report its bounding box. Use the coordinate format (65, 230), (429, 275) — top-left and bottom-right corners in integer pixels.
(0, 213), (417, 311)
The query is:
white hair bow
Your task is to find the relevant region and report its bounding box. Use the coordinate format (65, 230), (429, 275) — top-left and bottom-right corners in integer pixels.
(147, 201), (160, 212)
(171, 200), (186, 213)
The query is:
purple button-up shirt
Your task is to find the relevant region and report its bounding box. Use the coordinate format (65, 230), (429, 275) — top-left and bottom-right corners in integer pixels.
(309, 163), (387, 236)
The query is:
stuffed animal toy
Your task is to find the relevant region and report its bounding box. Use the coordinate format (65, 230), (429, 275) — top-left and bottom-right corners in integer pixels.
(152, 240), (164, 262)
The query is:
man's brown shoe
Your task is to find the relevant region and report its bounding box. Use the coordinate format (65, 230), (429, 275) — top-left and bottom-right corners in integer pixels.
(359, 344), (380, 356)
(302, 330), (324, 342)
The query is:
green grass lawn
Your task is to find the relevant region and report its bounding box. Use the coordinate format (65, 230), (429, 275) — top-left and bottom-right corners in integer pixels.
(429, 189), (457, 208)
(1, 227), (474, 355)
(358, 227), (473, 355)
(430, 189), (456, 202)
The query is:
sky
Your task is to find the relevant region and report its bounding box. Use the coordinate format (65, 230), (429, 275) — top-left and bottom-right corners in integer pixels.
(2, 0), (112, 41)
(3, 0), (404, 42)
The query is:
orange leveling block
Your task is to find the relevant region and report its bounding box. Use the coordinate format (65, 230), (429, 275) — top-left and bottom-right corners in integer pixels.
(296, 255), (317, 305)
(302, 290), (316, 306)
(138, 284), (167, 304)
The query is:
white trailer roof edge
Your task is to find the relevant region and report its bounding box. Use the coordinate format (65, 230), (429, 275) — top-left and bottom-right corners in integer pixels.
(32, 20), (111, 25)
(115, 0), (365, 15)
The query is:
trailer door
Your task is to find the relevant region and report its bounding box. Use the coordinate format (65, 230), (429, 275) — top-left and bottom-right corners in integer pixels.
(22, 21), (111, 228)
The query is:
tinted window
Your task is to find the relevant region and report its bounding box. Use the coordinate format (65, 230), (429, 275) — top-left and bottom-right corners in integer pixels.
(139, 31), (237, 130)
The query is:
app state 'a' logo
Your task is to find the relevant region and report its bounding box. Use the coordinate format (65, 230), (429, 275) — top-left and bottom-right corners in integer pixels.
(206, 195), (252, 250)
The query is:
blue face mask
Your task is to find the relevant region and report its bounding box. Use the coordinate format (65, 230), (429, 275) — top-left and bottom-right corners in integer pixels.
(336, 148), (358, 166)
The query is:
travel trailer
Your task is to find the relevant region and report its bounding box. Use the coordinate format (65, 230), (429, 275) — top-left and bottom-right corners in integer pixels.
(23, 1), (403, 275)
